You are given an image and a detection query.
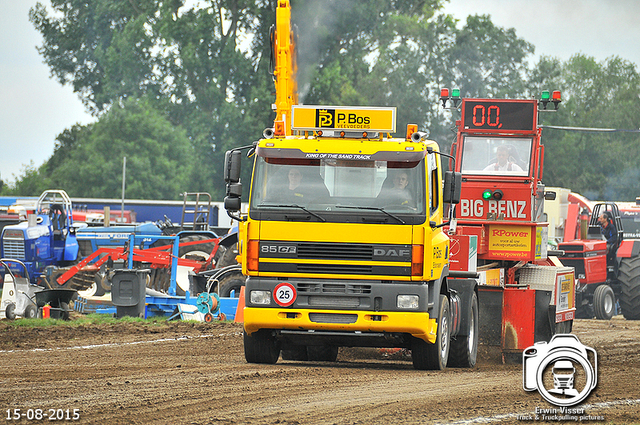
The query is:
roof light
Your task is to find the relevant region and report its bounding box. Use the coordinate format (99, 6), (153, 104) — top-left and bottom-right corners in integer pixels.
(339, 131), (346, 138)
(317, 130), (323, 137)
(439, 88), (450, 107)
(406, 124), (418, 140)
(552, 90), (562, 110)
(274, 121), (285, 136)
(450, 88), (461, 107)
(362, 132), (368, 138)
(540, 90), (550, 110)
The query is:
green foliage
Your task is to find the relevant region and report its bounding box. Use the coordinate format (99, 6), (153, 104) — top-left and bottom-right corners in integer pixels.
(0, 314), (170, 328)
(530, 55), (640, 201)
(18, 0), (640, 203)
(43, 98), (195, 199)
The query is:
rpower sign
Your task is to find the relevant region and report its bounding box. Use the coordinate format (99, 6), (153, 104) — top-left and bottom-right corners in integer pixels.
(292, 105), (397, 132)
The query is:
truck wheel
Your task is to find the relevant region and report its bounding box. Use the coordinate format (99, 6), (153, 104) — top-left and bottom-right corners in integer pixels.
(618, 256), (640, 320)
(412, 294), (450, 370)
(448, 292), (478, 368)
(24, 304), (38, 319)
(593, 284), (616, 320)
(244, 330), (280, 364)
(307, 345), (339, 362)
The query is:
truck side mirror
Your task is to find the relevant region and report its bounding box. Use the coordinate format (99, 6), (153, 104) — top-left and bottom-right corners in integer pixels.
(224, 150), (242, 184)
(224, 150), (243, 215)
(224, 196), (242, 212)
(443, 171), (462, 204)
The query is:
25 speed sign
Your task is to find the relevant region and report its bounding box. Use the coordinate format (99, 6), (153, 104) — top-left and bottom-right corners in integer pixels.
(274, 282), (297, 307)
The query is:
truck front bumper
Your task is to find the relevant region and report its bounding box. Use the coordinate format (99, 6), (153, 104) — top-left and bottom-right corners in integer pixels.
(243, 307), (438, 344)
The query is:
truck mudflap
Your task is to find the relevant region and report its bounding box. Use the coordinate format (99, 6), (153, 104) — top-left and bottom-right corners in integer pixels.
(243, 307), (438, 345)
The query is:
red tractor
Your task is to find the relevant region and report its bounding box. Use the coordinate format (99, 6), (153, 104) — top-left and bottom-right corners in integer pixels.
(441, 90), (576, 360)
(557, 199), (640, 320)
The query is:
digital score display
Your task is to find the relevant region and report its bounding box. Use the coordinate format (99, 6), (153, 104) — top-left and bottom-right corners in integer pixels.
(462, 100), (536, 131)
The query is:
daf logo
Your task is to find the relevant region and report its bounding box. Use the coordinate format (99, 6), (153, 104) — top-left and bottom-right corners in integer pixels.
(374, 248), (410, 257)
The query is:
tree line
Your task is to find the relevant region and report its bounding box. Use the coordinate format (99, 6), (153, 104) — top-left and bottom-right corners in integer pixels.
(2, 0), (639, 202)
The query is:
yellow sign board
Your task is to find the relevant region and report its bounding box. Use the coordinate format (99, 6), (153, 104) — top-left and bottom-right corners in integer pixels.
(291, 105), (397, 132)
(488, 225), (532, 260)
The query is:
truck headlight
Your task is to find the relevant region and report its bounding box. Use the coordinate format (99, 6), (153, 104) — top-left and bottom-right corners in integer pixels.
(250, 290), (271, 305)
(397, 295), (419, 309)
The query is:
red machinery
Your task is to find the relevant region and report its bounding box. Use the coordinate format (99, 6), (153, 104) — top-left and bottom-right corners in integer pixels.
(556, 197), (640, 320)
(441, 90), (576, 360)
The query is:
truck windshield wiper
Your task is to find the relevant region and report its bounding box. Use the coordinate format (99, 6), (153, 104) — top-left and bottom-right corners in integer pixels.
(257, 203), (326, 222)
(335, 205), (405, 224)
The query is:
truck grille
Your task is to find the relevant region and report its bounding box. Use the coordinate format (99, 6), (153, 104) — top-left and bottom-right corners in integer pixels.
(2, 239), (25, 259)
(308, 296), (360, 308)
(297, 263), (373, 274)
(559, 244), (585, 252)
(258, 241), (411, 276)
(309, 313), (358, 324)
(297, 243), (373, 260)
(297, 282), (372, 294)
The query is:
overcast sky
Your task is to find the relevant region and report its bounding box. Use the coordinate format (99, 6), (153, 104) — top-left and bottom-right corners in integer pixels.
(1, 0), (639, 186)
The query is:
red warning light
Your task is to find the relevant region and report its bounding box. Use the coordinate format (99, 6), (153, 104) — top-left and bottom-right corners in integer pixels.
(552, 90), (561, 101)
(440, 88), (450, 98)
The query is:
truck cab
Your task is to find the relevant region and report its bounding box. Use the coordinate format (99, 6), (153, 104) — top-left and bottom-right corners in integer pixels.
(225, 106), (477, 370)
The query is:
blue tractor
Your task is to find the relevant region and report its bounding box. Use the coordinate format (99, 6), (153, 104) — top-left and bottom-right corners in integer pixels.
(1, 190), (80, 284)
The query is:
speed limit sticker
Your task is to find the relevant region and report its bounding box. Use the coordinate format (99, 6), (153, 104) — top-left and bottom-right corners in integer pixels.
(274, 282), (297, 307)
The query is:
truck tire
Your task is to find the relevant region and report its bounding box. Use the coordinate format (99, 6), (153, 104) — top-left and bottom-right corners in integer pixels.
(244, 330), (280, 364)
(448, 292), (478, 368)
(412, 294), (450, 370)
(593, 284), (616, 320)
(307, 345), (339, 362)
(619, 256), (640, 320)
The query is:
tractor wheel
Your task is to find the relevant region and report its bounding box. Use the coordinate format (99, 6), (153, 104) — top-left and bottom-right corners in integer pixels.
(178, 234), (217, 261)
(215, 243), (239, 268)
(448, 292), (479, 368)
(593, 284), (616, 320)
(219, 274), (246, 298)
(244, 330), (280, 364)
(619, 256), (640, 320)
(412, 294), (450, 370)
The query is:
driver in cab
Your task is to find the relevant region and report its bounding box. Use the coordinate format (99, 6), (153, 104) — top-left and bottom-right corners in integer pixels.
(483, 145), (523, 172)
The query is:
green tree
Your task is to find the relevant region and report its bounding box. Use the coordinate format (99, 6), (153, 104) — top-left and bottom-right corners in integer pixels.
(43, 98), (195, 199)
(25, 0), (540, 200)
(530, 55), (640, 201)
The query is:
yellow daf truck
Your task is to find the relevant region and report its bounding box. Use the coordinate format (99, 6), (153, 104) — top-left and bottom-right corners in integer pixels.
(222, 0), (477, 370)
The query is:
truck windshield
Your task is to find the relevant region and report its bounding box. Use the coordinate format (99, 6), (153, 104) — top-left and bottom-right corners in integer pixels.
(460, 136), (532, 176)
(250, 156), (426, 222)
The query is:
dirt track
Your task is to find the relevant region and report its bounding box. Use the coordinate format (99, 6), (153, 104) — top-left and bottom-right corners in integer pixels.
(0, 317), (639, 425)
